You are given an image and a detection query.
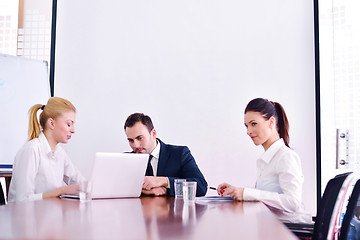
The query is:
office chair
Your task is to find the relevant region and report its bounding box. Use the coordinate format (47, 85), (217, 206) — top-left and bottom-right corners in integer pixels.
(339, 179), (360, 240)
(0, 181), (5, 205)
(286, 172), (353, 240)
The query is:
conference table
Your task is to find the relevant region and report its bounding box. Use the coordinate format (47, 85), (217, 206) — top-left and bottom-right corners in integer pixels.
(0, 196), (297, 239)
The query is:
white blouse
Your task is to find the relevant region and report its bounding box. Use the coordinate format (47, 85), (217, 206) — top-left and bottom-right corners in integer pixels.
(8, 132), (84, 203)
(243, 139), (311, 223)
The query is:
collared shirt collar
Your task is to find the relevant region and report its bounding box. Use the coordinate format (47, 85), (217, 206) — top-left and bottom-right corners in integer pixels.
(150, 139), (161, 159)
(38, 132), (58, 159)
(259, 138), (284, 164)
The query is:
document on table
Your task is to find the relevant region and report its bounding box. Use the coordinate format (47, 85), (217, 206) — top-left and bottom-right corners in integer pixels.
(196, 196), (236, 203)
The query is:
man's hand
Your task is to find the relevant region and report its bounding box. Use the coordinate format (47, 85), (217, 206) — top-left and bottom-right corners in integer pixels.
(143, 176), (169, 191)
(142, 187), (167, 196)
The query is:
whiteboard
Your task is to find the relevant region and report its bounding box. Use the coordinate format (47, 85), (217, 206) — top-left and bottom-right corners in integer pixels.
(54, 0), (316, 214)
(0, 54), (50, 164)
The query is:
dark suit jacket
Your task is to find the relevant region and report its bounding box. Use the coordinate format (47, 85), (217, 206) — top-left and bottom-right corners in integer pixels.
(155, 139), (207, 196)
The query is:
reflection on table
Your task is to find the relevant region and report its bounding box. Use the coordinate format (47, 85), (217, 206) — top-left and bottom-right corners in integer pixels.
(0, 196), (297, 239)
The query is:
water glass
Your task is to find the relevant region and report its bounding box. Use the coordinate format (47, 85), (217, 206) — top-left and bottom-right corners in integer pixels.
(174, 179), (186, 198)
(79, 180), (92, 202)
(182, 181), (197, 204)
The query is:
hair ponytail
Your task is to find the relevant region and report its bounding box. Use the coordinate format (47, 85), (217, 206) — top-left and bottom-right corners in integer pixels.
(245, 98), (290, 148)
(27, 97), (76, 141)
(271, 102), (290, 148)
(28, 104), (43, 141)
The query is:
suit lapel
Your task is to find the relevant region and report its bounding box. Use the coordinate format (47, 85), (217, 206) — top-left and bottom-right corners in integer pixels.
(157, 139), (169, 176)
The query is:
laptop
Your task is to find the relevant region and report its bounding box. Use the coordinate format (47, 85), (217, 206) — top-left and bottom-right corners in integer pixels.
(63, 152), (148, 199)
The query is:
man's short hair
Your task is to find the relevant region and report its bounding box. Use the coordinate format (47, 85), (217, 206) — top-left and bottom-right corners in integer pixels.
(124, 113), (154, 132)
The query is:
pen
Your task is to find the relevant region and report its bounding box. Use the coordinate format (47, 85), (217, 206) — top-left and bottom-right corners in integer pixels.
(209, 187), (217, 191)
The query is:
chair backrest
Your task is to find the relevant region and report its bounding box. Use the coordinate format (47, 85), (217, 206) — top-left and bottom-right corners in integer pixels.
(328, 173), (356, 239)
(339, 179), (360, 240)
(313, 172), (353, 240)
(0, 182), (5, 205)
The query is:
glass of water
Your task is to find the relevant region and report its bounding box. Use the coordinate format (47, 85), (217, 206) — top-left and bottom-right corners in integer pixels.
(79, 180), (92, 202)
(182, 181), (197, 204)
(174, 179), (186, 198)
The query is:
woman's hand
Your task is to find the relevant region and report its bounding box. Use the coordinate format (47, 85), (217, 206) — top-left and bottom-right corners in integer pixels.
(61, 184), (80, 195)
(42, 184), (80, 199)
(217, 182), (244, 201)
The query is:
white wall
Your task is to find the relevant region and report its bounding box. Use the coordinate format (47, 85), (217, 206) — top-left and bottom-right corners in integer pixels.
(54, 0), (316, 214)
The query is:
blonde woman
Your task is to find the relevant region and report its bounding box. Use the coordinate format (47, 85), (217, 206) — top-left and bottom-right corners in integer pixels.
(8, 97), (84, 202)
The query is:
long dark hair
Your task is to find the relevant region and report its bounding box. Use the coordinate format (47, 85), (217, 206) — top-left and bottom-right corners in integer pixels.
(244, 98), (290, 148)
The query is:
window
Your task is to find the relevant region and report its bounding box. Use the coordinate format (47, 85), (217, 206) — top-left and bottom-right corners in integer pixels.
(319, 0), (360, 191)
(0, 0), (52, 63)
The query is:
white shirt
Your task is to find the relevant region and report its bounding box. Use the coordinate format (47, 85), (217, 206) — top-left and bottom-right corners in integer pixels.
(243, 139), (311, 223)
(8, 132), (84, 203)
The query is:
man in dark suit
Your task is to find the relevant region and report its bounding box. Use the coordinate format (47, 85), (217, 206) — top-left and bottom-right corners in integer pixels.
(124, 113), (207, 196)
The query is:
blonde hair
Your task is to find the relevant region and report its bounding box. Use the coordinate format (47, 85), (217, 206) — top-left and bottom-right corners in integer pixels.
(28, 97), (76, 141)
